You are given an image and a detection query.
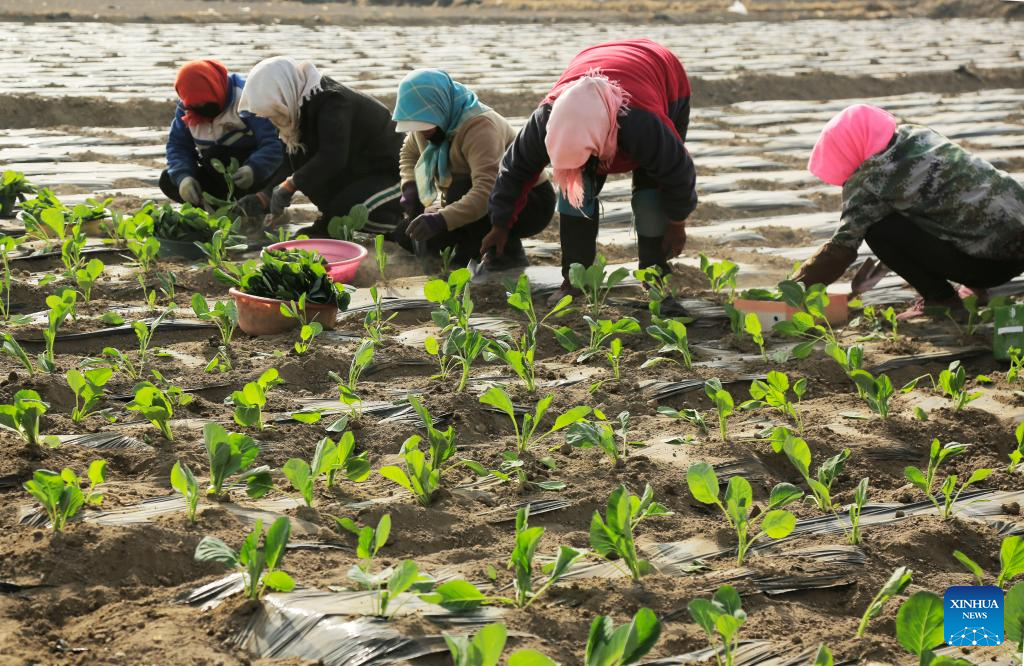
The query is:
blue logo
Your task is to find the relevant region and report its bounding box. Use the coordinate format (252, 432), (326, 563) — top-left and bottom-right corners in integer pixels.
(944, 586), (1003, 647)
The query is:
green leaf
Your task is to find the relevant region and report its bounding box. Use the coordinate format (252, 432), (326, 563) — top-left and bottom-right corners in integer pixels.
(263, 516), (291, 570)
(551, 405), (592, 432)
(1000, 536), (1024, 586)
(896, 591), (945, 657)
(262, 570), (296, 592)
(386, 559), (420, 597)
(760, 510), (796, 539)
(1005, 582), (1024, 648)
(508, 650), (558, 666)
(953, 550), (984, 585)
(194, 536), (238, 567)
(479, 386), (516, 420)
(423, 580), (488, 612)
(686, 462), (720, 505)
(812, 645), (834, 666)
(620, 607), (661, 664)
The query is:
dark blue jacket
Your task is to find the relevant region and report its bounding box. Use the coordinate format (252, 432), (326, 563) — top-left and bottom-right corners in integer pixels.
(165, 73), (284, 186)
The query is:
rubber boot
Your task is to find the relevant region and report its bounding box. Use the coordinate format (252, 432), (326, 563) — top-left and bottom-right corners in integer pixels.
(549, 212), (598, 306)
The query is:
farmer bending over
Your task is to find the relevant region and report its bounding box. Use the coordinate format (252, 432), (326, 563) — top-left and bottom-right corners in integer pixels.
(486, 38), (697, 303)
(795, 104), (1024, 321)
(390, 69), (555, 270)
(238, 56), (404, 237)
(161, 59), (286, 218)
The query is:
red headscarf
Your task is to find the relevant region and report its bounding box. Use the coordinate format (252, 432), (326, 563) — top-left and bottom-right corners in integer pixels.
(175, 59), (230, 127)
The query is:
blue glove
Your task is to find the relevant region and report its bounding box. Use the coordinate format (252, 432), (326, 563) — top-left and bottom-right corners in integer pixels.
(406, 212), (446, 241)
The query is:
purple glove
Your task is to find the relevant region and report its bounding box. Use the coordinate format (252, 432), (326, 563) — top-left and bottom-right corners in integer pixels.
(407, 212), (446, 241)
(400, 181), (424, 218)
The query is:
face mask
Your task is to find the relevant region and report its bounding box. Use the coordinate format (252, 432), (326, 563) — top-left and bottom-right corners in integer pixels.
(187, 102), (222, 118)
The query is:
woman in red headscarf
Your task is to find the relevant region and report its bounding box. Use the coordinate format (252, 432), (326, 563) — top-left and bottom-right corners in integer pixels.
(485, 39), (697, 303)
(160, 59), (287, 218)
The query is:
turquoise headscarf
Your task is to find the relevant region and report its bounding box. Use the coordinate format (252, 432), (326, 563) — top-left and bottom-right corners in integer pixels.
(392, 69), (488, 207)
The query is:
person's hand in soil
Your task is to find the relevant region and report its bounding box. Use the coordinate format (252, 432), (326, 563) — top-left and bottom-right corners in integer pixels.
(235, 192), (269, 219)
(480, 224), (510, 256)
(406, 212), (446, 241)
(178, 176), (203, 206)
(270, 179), (296, 215)
(794, 241), (858, 286)
(232, 165), (255, 190)
(662, 220), (687, 258)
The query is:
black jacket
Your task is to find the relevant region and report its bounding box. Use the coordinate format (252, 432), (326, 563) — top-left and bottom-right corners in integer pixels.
(488, 102), (697, 228)
(288, 77), (402, 205)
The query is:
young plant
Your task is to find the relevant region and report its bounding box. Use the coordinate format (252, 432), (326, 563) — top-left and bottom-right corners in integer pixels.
(566, 410), (643, 465)
(856, 566), (913, 638)
(194, 516), (295, 600)
(335, 513), (390, 576)
(280, 294), (324, 356)
(202, 422), (272, 498)
(334, 339), (375, 404)
(444, 623), (517, 666)
(953, 535), (1024, 588)
(170, 461), (200, 523)
(439, 245), (456, 276)
(23, 460), (107, 531)
(699, 253), (739, 301)
(379, 435), (443, 506)
(657, 405), (709, 436)
(642, 317), (692, 369)
(101, 310), (170, 380)
(424, 268), (487, 392)
(0, 169), (36, 217)
(363, 286), (397, 343)
(744, 313), (767, 361)
(769, 428), (849, 512)
(688, 585), (746, 666)
(1008, 347), (1024, 384)
(231, 368), (283, 430)
(584, 607), (661, 666)
(937, 360), (981, 410)
(283, 433), (371, 506)
(1010, 421), (1024, 473)
(557, 316), (640, 363)
(742, 371), (806, 431)
(895, 592), (972, 666)
(1, 333), (35, 375)
(326, 203), (369, 241)
(0, 389), (50, 446)
(568, 254), (631, 318)
(904, 439), (991, 519)
(502, 505), (584, 608)
(705, 378), (735, 442)
(845, 477), (869, 546)
(848, 369), (924, 419)
(126, 381), (175, 440)
(479, 386), (590, 454)
(0, 235), (28, 325)
(589, 484), (671, 580)
(191, 293), (238, 372)
(374, 234), (388, 281)
(687, 462), (802, 565)
(66, 367), (113, 423)
(40, 289), (77, 372)
(74, 257), (104, 303)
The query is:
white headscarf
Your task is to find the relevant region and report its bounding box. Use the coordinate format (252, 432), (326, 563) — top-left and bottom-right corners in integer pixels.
(238, 56), (323, 153)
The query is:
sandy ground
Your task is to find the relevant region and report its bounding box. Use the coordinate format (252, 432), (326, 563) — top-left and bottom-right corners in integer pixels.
(4, 0), (1023, 25)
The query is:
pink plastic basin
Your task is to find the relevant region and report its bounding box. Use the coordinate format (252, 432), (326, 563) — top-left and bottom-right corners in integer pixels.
(265, 239), (368, 283)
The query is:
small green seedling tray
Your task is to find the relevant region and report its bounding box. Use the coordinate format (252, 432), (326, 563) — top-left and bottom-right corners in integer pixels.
(993, 305), (1024, 361)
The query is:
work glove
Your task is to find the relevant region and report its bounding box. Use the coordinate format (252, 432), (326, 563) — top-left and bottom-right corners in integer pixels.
(662, 220), (687, 258)
(400, 181), (424, 219)
(270, 179), (296, 216)
(406, 212), (446, 242)
(232, 165), (255, 190)
(480, 224), (510, 257)
(235, 192), (269, 218)
(793, 241), (858, 287)
(178, 176), (203, 206)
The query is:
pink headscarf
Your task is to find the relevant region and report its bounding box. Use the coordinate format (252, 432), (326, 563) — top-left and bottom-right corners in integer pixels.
(808, 104), (898, 186)
(545, 73), (627, 210)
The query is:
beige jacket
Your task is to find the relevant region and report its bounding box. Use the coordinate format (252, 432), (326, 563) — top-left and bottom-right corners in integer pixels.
(399, 109), (548, 230)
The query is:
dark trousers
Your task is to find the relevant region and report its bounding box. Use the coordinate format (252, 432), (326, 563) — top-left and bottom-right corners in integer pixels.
(307, 170), (403, 236)
(864, 213), (1024, 300)
(159, 144), (286, 203)
(393, 178), (556, 264)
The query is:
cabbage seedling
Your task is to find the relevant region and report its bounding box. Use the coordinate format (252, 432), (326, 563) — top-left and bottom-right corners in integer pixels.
(479, 386), (590, 454)
(1, 333), (35, 375)
(742, 371), (807, 431)
(231, 368), (282, 430)
(488, 277), (571, 392)
(568, 254), (630, 318)
(194, 516), (296, 600)
(1010, 422), (1024, 473)
(338, 520), (432, 617)
(203, 422), (272, 498)
(439, 245), (456, 275)
(74, 258), (104, 303)
(567, 410), (641, 464)
(335, 513), (390, 573)
(849, 369), (911, 419)
(444, 623), (507, 666)
(66, 367), (112, 423)
(409, 395), (457, 471)
(284, 433), (370, 506)
(40, 288), (77, 372)
(374, 234), (388, 281)
(953, 535), (1024, 588)
(589, 484), (671, 580)
(376, 559), (434, 618)
(333, 339), (374, 404)
(280, 294), (324, 355)
(845, 477), (869, 546)
(0, 389), (50, 446)
(23, 460), (107, 531)
(126, 381), (175, 440)
(856, 566), (912, 637)
(743, 313), (767, 362)
(170, 461), (200, 523)
(643, 317), (692, 369)
(424, 335), (456, 381)
(326, 203), (369, 241)
(364, 286), (397, 343)
(0, 169), (36, 216)
(657, 405), (709, 436)
(60, 223), (88, 279)
(895, 592), (971, 666)
(424, 269), (486, 392)
(769, 428), (849, 512)
(191, 293), (238, 348)
(584, 607), (661, 666)
(904, 439), (991, 519)
(686, 462), (802, 565)
(506, 505), (583, 608)
(1008, 347), (1023, 384)
(688, 584), (746, 666)
(699, 253), (739, 302)
(379, 435), (443, 506)
(705, 378), (735, 442)
(936, 360), (981, 410)
(0, 235), (28, 324)
(101, 309), (170, 380)
(561, 316), (640, 363)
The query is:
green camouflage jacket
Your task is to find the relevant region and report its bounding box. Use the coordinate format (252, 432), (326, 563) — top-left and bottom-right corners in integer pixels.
(832, 124), (1024, 260)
